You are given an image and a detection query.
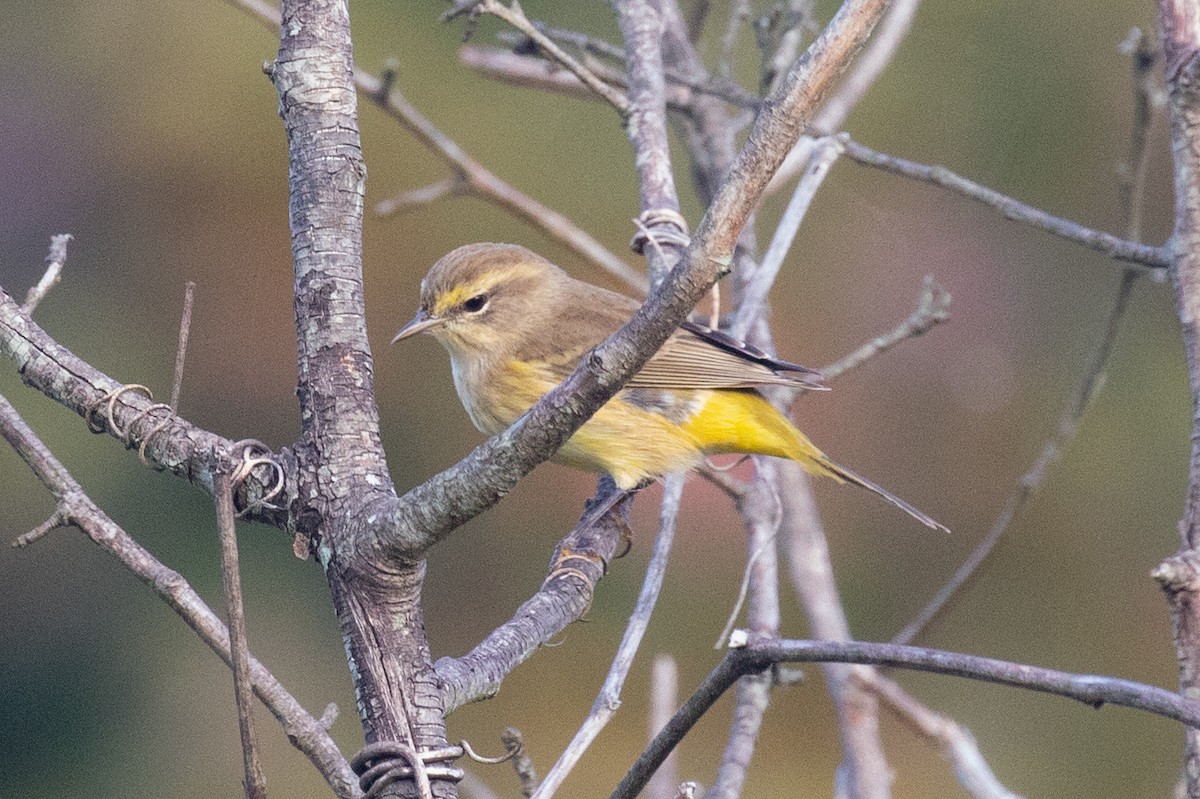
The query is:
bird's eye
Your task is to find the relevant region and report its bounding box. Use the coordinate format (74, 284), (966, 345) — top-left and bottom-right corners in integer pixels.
(462, 293), (489, 313)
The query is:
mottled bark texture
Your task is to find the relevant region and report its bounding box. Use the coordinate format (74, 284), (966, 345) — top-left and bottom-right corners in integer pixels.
(270, 1), (450, 793)
(1156, 3), (1200, 796)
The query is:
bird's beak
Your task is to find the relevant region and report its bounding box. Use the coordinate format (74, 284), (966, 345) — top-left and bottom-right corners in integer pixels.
(391, 309), (445, 344)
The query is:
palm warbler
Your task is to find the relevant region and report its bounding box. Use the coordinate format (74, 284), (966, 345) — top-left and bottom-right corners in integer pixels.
(393, 243), (946, 532)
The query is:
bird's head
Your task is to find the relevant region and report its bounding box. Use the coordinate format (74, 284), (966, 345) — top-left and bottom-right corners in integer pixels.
(391, 243), (566, 358)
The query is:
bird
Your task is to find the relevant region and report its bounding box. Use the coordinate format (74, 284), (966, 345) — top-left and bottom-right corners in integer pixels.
(392, 242), (947, 532)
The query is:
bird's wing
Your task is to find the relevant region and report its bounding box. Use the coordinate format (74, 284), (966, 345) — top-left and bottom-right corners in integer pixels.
(625, 321), (827, 390)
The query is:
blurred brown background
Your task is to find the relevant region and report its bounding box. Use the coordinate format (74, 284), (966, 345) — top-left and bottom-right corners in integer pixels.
(0, 1), (1184, 797)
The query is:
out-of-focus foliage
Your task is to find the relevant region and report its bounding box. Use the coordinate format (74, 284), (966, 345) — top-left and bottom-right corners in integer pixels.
(0, 2), (1183, 797)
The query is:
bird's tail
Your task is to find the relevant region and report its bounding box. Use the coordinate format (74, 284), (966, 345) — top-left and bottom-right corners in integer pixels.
(814, 455), (949, 534)
(691, 390), (948, 532)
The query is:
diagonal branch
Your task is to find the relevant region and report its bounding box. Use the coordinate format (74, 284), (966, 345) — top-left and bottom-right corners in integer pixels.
(0, 287), (286, 525)
(612, 636), (1200, 799)
(840, 134), (1170, 269)
(466, 0), (632, 114)
(530, 475), (685, 799)
(215, 470), (269, 799)
(226, 0), (645, 293)
(435, 481), (631, 713)
(0, 393), (358, 798)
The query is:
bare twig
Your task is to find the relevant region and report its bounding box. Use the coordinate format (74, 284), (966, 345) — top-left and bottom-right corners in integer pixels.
(893, 32), (1161, 648)
(708, 460), (782, 799)
(470, 0), (631, 114)
(611, 636), (1200, 799)
(462, 44), (755, 111)
(375, 177), (466, 217)
(866, 674), (1021, 799)
(12, 512), (65, 548)
(225, 0), (645, 293)
(713, 535), (773, 649)
(839, 134), (1170, 269)
(496, 25), (762, 109)
(170, 281), (196, 413)
(530, 475), (685, 799)
(616, 0), (687, 282)
(22, 234), (73, 314)
(819, 276), (951, 381)
(0, 394), (358, 796)
(766, 0), (921, 195)
(215, 470), (268, 799)
(646, 656), (680, 799)
(730, 135), (844, 339)
(435, 481), (631, 713)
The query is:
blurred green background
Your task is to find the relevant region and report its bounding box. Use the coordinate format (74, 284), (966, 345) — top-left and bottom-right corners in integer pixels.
(0, 1), (1185, 797)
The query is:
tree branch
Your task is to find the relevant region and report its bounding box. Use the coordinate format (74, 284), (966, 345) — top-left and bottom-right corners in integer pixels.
(22, 234), (72, 314)
(530, 475), (684, 799)
(215, 471), (269, 799)
(1154, 1), (1200, 793)
(226, 0), (645, 293)
(612, 636), (1200, 799)
(840, 134), (1170, 269)
(435, 482), (631, 713)
(0, 394), (358, 797)
(0, 287), (286, 524)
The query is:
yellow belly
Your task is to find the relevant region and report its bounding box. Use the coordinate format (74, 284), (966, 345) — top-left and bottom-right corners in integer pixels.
(452, 356), (835, 490)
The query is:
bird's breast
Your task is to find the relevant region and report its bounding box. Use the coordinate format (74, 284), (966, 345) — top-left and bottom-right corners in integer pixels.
(448, 353), (554, 435)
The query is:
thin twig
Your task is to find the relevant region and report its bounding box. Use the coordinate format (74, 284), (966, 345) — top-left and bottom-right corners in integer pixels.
(225, 0), (645, 293)
(714, 536), (772, 649)
(495, 25), (762, 109)
(820, 276), (951, 382)
(472, 0), (631, 115)
(645, 656), (680, 799)
(531, 475), (685, 799)
(22, 234), (73, 314)
(839, 134), (1169, 269)
(766, 0), (922, 195)
(170, 281), (196, 413)
(215, 470), (268, 799)
(12, 512), (65, 548)
(891, 33), (1161, 647)
(0, 394), (358, 797)
(707, 460), (782, 799)
(730, 135), (844, 340)
(611, 636), (1200, 799)
(375, 176), (466, 217)
(461, 45), (752, 111)
(865, 674), (1021, 799)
